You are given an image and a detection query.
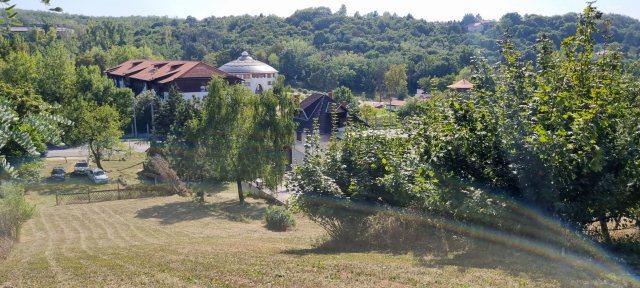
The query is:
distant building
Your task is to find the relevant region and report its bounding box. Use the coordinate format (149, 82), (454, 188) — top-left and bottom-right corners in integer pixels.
(219, 51), (278, 94)
(105, 60), (241, 100)
(386, 98), (406, 111)
(467, 20), (493, 33)
(292, 93), (366, 164)
(360, 98), (406, 111)
(447, 79), (474, 92)
(8, 25), (75, 34)
(360, 100), (386, 109)
(294, 93), (364, 138)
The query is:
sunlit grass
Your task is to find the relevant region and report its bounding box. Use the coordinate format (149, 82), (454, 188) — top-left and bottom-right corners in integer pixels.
(0, 182), (632, 287)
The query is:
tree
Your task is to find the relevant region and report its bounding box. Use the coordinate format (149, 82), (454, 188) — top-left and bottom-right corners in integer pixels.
(36, 42), (76, 104)
(75, 65), (133, 122)
(73, 103), (122, 170)
(0, 50), (39, 87)
(384, 64), (408, 99)
(0, 83), (70, 178)
(197, 77), (294, 203)
(153, 85), (191, 141)
(197, 78), (255, 203)
(332, 86), (354, 106)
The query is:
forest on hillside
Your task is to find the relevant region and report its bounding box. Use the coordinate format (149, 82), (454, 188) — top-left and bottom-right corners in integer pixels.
(6, 5), (640, 96)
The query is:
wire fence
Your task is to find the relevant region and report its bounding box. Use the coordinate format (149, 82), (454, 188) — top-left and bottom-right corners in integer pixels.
(56, 185), (172, 205)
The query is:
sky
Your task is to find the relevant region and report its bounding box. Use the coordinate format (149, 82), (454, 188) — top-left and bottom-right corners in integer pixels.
(15, 0), (640, 21)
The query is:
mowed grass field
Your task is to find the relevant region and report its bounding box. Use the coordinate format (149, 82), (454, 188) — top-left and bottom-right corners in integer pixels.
(0, 155), (635, 287)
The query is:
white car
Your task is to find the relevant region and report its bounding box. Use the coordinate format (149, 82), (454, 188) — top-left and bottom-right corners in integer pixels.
(73, 160), (89, 175)
(87, 168), (109, 184)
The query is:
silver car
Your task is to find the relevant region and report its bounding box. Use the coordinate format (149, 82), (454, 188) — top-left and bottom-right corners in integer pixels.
(87, 168), (109, 184)
(73, 160), (89, 175)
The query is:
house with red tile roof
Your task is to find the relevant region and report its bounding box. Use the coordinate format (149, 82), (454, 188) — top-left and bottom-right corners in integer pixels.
(105, 60), (242, 99)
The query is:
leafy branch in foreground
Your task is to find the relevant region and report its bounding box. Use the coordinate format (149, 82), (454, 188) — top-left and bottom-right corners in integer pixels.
(1, 0), (62, 25)
(0, 91), (71, 179)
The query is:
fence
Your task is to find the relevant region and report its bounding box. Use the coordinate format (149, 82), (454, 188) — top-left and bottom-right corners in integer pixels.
(56, 185), (172, 205)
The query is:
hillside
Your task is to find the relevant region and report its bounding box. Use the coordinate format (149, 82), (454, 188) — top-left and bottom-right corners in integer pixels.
(0, 187), (630, 287)
(7, 6), (640, 96)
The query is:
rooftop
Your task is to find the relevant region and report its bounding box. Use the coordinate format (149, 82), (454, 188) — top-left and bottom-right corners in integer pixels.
(105, 60), (232, 84)
(219, 51), (278, 74)
(447, 79), (474, 90)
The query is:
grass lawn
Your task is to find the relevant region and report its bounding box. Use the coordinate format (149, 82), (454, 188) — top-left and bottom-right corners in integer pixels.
(0, 195), (633, 287)
(0, 155), (636, 287)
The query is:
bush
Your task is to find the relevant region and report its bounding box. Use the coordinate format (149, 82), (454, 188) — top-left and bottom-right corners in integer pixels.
(16, 160), (44, 184)
(265, 206), (296, 231)
(0, 183), (35, 240)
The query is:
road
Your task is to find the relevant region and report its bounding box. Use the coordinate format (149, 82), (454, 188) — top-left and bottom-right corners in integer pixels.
(46, 140), (150, 158)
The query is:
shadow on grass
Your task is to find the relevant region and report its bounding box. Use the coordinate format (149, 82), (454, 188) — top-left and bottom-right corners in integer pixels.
(134, 199), (266, 225)
(283, 230), (618, 285)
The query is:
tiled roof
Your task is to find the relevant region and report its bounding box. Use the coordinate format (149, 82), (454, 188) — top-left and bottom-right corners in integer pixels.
(299, 93), (325, 110)
(389, 98), (406, 106)
(105, 60), (232, 84)
(447, 79), (474, 90)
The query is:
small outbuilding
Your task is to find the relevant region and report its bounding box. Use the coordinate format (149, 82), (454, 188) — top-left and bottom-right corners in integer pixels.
(447, 79), (474, 92)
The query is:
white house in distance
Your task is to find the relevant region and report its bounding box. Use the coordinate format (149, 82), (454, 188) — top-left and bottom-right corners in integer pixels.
(219, 51), (278, 94)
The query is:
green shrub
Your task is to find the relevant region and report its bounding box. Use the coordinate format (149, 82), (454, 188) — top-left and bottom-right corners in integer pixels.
(265, 206), (295, 231)
(16, 160), (44, 184)
(0, 183), (35, 239)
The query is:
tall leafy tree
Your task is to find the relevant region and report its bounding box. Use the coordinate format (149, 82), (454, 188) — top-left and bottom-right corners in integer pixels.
(72, 102), (122, 170)
(153, 85), (191, 141)
(197, 77), (255, 203)
(197, 77), (295, 203)
(384, 64), (408, 99)
(36, 42), (76, 104)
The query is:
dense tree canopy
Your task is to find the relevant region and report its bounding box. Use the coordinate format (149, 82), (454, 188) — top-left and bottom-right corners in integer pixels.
(5, 4), (640, 97)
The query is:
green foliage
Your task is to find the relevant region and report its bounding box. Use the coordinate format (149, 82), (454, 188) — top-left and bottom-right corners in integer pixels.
(75, 65), (134, 123)
(153, 85), (195, 142)
(0, 50), (39, 87)
(71, 102), (122, 169)
(196, 77), (295, 203)
(15, 159), (43, 184)
(36, 42), (76, 104)
(264, 206), (296, 231)
(0, 83), (70, 177)
(384, 64), (408, 99)
(0, 183), (35, 240)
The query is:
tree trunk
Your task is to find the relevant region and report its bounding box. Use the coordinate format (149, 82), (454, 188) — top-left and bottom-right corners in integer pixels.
(94, 153), (103, 170)
(89, 142), (103, 169)
(236, 180), (245, 204)
(599, 215), (612, 244)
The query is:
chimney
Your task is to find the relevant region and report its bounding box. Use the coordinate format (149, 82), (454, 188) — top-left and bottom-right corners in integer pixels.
(328, 91), (333, 98)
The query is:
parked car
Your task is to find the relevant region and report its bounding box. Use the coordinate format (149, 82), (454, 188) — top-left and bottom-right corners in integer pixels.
(87, 168), (109, 184)
(50, 166), (66, 181)
(73, 160), (89, 175)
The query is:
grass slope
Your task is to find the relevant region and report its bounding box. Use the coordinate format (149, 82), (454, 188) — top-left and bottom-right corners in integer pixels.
(0, 185), (632, 287)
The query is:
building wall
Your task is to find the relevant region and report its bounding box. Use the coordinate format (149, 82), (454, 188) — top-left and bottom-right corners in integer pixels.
(231, 73), (277, 94)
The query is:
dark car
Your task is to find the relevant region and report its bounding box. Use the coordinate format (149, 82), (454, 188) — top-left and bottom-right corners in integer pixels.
(50, 166), (66, 181)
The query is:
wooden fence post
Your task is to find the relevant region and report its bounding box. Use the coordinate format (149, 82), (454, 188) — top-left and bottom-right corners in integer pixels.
(87, 188), (91, 203)
(117, 183), (120, 200)
(56, 192), (59, 206)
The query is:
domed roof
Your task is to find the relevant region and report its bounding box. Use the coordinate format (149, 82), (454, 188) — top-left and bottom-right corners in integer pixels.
(219, 51), (278, 74)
